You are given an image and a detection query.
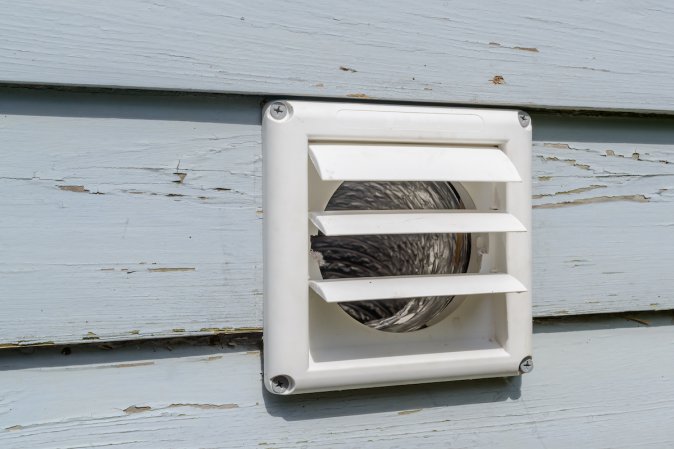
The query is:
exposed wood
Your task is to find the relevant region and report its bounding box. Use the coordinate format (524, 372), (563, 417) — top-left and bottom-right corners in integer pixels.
(2, 316), (674, 448)
(1, 1), (674, 113)
(1, 88), (673, 345)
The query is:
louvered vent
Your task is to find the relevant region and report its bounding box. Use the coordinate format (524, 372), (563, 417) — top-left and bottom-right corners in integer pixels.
(263, 101), (532, 395)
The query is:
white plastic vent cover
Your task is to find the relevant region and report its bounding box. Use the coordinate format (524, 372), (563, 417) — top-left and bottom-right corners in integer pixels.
(263, 101), (532, 395)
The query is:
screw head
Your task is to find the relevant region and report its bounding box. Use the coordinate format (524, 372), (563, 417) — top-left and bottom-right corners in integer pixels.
(519, 356), (534, 374)
(518, 111), (531, 128)
(269, 102), (288, 120)
(270, 375), (291, 394)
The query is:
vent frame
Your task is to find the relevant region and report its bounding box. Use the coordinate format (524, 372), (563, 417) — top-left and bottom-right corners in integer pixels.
(263, 101), (532, 395)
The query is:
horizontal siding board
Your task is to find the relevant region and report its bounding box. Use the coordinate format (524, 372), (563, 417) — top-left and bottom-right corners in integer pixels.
(1, 1), (674, 112)
(1, 319), (674, 448)
(1, 88), (674, 344)
(0, 90), (264, 344)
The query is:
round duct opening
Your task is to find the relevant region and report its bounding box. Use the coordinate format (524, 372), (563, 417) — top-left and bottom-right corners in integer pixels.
(310, 181), (473, 333)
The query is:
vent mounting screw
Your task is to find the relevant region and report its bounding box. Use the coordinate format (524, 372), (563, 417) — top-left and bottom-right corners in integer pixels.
(519, 356), (534, 374)
(270, 375), (291, 394)
(269, 102), (288, 120)
(518, 111), (531, 128)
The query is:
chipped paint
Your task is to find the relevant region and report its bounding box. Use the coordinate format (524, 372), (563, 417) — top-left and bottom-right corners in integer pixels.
(532, 185), (607, 199)
(489, 42), (539, 52)
(168, 403), (239, 410)
(534, 194), (649, 209)
(58, 185), (89, 193)
(114, 361), (155, 368)
(540, 155), (591, 170)
(147, 267), (196, 272)
(0, 341), (55, 349)
(82, 332), (99, 341)
(514, 46), (539, 52)
(199, 327), (262, 333)
(490, 75), (505, 84)
(543, 143), (572, 149)
(398, 409), (422, 415)
(124, 405), (152, 414)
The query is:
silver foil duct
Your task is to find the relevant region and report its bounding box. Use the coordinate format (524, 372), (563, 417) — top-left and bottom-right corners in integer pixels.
(311, 181), (471, 332)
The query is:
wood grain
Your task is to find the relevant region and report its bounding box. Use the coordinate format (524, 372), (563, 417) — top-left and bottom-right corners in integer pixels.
(0, 89), (263, 344)
(1, 1), (674, 112)
(1, 88), (673, 345)
(2, 316), (673, 448)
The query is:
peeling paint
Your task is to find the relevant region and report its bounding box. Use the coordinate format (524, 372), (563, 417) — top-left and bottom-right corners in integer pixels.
(398, 409), (422, 415)
(490, 75), (505, 84)
(514, 46), (539, 52)
(199, 327), (262, 333)
(168, 403), (239, 410)
(147, 267), (196, 272)
(339, 66), (357, 73)
(0, 341), (55, 349)
(346, 93), (369, 98)
(489, 42), (539, 52)
(124, 405), (152, 414)
(58, 185), (89, 193)
(532, 185), (607, 199)
(534, 194), (649, 209)
(540, 155), (592, 170)
(114, 361), (155, 368)
(82, 332), (99, 341)
(543, 143), (572, 149)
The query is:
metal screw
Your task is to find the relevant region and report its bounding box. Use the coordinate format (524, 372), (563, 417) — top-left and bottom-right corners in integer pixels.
(269, 102), (288, 120)
(518, 111), (531, 128)
(519, 356), (534, 374)
(270, 375), (291, 394)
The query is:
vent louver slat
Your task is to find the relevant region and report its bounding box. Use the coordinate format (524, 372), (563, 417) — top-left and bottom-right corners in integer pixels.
(309, 273), (527, 303)
(310, 210), (526, 236)
(309, 143), (522, 182)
